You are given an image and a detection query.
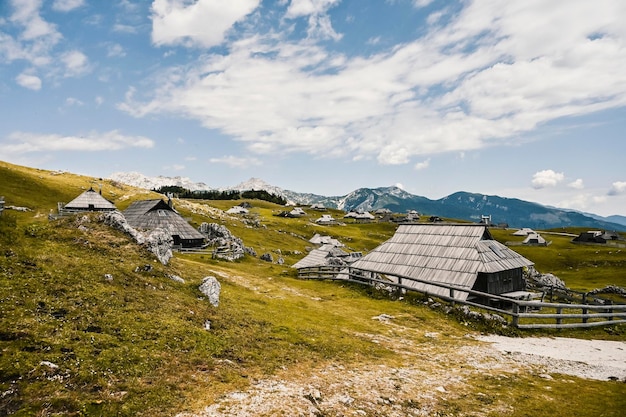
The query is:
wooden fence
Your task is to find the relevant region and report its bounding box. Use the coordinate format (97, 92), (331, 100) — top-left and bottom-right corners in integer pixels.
(297, 266), (626, 330)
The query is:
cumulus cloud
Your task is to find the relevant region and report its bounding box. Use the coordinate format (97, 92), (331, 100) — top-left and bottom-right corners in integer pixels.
(532, 170), (565, 189)
(568, 179), (584, 189)
(151, 0), (260, 48)
(107, 43), (126, 58)
(15, 72), (42, 90)
(608, 181), (626, 196)
(122, 0), (626, 166)
(414, 158), (431, 170)
(1, 131), (154, 156)
(52, 0), (85, 12)
(60, 50), (90, 76)
(208, 155), (261, 168)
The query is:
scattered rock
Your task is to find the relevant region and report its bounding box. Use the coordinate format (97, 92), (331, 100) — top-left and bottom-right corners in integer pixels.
(199, 276), (221, 307)
(104, 274), (113, 282)
(39, 361), (58, 369)
(199, 223), (252, 261)
(372, 314), (395, 322)
(260, 253), (273, 262)
(168, 274), (185, 284)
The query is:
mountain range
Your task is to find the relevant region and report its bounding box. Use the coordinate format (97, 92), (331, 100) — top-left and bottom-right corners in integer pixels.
(109, 172), (626, 231)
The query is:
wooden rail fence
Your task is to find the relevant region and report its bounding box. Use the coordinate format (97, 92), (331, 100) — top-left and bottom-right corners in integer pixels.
(297, 266), (626, 330)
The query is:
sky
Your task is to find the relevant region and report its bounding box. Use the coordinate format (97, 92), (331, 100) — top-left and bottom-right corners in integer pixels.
(1, 0), (625, 217)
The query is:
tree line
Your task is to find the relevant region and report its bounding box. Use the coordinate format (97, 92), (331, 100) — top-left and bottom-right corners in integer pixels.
(153, 186), (287, 205)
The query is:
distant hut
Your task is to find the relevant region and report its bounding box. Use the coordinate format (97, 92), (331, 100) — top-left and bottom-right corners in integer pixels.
(58, 187), (117, 215)
(311, 203), (326, 211)
(293, 244), (362, 271)
(226, 206), (248, 215)
(315, 214), (336, 225)
(347, 223), (533, 303)
(289, 207), (306, 217)
(572, 230), (623, 244)
(512, 228), (535, 236)
(309, 233), (343, 247)
(522, 232), (548, 246)
(123, 199), (205, 248)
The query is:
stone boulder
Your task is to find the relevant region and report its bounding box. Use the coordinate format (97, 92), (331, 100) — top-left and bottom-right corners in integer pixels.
(199, 276), (221, 307)
(99, 211), (173, 265)
(144, 228), (174, 265)
(200, 222), (253, 261)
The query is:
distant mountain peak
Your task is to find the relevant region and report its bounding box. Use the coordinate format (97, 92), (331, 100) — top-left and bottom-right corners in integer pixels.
(108, 171), (210, 192)
(107, 171), (626, 231)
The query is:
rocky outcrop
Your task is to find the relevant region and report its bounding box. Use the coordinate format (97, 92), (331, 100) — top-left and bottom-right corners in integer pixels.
(200, 222), (254, 261)
(99, 211), (173, 265)
(199, 276), (221, 307)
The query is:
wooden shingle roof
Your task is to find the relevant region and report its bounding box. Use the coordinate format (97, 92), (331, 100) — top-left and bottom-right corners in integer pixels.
(349, 223), (533, 300)
(123, 199), (205, 241)
(64, 188), (117, 211)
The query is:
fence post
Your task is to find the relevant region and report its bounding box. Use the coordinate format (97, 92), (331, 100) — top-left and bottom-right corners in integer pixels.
(582, 293), (588, 324)
(556, 307), (562, 327)
(449, 288), (455, 306)
(512, 303), (519, 327)
(607, 301), (614, 321)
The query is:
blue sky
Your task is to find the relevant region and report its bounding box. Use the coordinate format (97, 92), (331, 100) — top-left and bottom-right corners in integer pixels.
(1, 0), (625, 217)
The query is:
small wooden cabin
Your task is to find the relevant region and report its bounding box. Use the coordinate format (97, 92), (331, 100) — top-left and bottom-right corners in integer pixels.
(348, 223), (533, 303)
(123, 199), (205, 248)
(58, 187), (117, 215)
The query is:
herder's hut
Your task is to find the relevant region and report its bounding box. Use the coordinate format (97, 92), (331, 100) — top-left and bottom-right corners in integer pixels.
(293, 244), (362, 271)
(512, 228), (535, 236)
(123, 199), (205, 248)
(315, 214), (336, 225)
(226, 206), (248, 215)
(58, 187), (117, 215)
(522, 232), (548, 246)
(572, 230), (623, 244)
(347, 223), (533, 302)
(309, 233), (343, 247)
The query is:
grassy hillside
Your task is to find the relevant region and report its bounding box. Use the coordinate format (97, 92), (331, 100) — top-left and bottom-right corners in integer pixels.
(1, 161), (625, 416)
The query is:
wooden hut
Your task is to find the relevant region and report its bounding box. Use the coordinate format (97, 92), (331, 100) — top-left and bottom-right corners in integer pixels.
(123, 199), (205, 248)
(348, 223), (533, 302)
(58, 187), (117, 215)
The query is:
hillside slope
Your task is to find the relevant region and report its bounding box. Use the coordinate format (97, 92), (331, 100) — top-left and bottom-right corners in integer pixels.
(1, 161), (625, 416)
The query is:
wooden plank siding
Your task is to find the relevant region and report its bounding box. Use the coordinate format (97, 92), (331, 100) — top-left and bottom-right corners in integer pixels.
(347, 223), (533, 301)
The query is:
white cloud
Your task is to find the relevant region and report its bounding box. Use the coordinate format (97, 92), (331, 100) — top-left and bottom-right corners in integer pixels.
(60, 50), (90, 76)
(285, 0), (341, 18)
(1, 131), (154, 156)
(208, 155), (261, 168)
(568, 178), (584, 189)
(107, 43), (126, 58)
(531, 170), (565, 189)
(122, 1), (626, 166)
(285, 0), (342, 40)
(15, 72), (42, 90)
(164, 164), (185, 171)
(413, 0), (434, 8)
(65, 97), (84, 106)
(151, 0), (260, 48)
(95, 96), (104, 106)
(52, 0), (85, 12)
(414, 158), (430, 170)
(608, 181), (626, 196)
(395, 182), (404, 190)
(113, 23), (138, 34)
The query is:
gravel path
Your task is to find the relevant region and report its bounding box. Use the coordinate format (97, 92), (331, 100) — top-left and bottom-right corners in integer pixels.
(176, 334), (626, 416)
